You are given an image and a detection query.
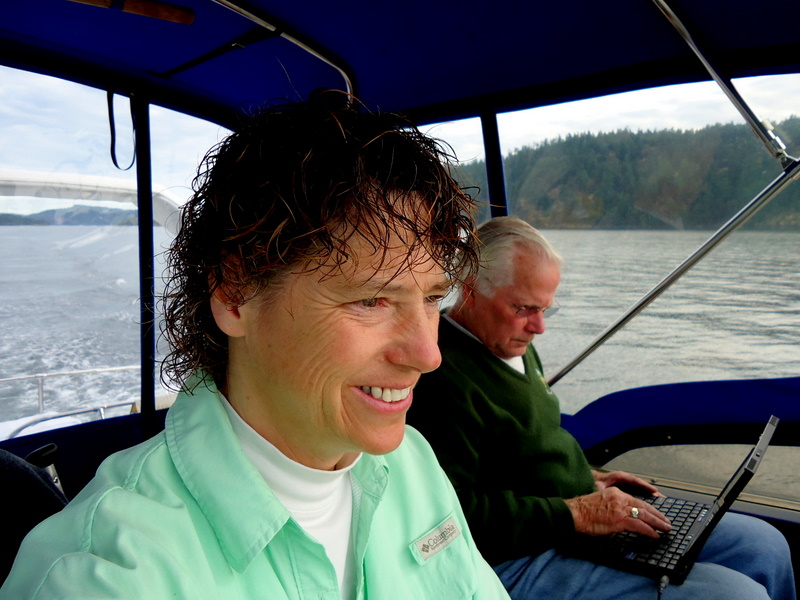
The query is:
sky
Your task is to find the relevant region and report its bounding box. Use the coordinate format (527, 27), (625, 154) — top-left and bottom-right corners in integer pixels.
(0, 65), (228, 215)
(423, 74), (800, 164)
(1, 64), (799, 214)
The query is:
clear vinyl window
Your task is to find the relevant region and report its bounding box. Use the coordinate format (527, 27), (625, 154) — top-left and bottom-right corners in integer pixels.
(0, 65), (227, 439)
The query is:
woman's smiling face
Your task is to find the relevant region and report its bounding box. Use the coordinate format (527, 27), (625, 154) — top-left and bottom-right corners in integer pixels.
(213, 230), (450, 471)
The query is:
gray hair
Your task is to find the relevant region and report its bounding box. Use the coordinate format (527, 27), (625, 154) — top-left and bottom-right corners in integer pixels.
(473, 216), (562, 295)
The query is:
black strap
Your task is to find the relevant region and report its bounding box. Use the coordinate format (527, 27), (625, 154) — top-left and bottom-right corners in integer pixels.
(107, 90), (136, 171)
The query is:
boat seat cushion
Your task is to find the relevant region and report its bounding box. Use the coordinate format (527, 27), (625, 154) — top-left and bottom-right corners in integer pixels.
(0, 448), (67, 584)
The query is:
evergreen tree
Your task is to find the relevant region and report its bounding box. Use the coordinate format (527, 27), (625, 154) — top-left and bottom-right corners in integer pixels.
(452, 119), (800, 230)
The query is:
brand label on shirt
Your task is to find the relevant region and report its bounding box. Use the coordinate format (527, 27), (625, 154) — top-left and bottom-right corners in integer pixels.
(410, 515), (462, 564)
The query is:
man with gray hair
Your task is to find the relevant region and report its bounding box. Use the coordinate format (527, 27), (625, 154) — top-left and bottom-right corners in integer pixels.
(408, 216), (794, 600)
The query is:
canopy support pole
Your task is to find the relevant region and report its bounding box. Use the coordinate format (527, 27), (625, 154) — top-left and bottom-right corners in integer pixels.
(548, 0), (800, 387)
(480, 109), (508, 217)
(132, 95), (158, 436)
(548, 157), (800, 387)
(210, 0), (355, 97)
(652, 0), (794, 166)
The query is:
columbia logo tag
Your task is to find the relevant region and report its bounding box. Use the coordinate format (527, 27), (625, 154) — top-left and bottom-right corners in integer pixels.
(412, 516), (461, 563)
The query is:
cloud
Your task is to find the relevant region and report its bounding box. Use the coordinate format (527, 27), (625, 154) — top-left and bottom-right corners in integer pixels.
(3, 63), (799, 213)
(424, 74), (800, 164)
(0, 65), (228, 213)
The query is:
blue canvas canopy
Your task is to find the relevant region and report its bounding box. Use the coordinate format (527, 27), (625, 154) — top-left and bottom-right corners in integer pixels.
(3, 0), (800, 127)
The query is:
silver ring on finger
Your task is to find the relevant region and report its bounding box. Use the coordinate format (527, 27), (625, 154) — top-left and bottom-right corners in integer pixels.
(630, 506), (640, 519)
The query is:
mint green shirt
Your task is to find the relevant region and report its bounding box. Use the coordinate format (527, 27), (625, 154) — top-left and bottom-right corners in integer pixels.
(1, 378), (508, 599)
(408, 317), (596, 565)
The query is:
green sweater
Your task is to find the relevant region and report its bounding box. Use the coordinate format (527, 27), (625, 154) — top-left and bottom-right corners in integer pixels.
(408, 316), (595, 566)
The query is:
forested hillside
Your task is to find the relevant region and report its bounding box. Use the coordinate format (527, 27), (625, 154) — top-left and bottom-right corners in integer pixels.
(456, 118), (800, 229)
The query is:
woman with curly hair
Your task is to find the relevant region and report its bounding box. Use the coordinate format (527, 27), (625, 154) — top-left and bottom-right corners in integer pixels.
(2, 93), (510, 600)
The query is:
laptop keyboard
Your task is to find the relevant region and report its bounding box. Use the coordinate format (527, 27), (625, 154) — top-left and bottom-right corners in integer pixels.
(610, 496), (709, 569)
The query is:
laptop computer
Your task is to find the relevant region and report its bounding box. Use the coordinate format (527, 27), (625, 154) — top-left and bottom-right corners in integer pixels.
(565, 415), (778, 585)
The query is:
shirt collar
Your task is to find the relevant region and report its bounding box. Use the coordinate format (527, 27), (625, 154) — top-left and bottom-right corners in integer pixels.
(166, 378), (291, 572)
(442, 311), (526, 373)
(219, 393), (361, 508)
(165, 375), (388, 573)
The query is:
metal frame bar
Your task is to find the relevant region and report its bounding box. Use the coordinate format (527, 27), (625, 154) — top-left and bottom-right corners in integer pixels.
(132, 95), (158, 437)
(210, 0), (355, 96)
(480, 108), (509, 218)
(547, 0), (800, 386)
(548, 157), (800, 386)
(652, 0), (792, 164)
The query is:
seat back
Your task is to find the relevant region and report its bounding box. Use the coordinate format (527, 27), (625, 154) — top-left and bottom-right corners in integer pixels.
(0, 410), (167, 499)
(0, 447), (67, 583)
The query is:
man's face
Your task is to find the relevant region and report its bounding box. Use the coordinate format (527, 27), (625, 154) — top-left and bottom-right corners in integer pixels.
(214, 233), (449, 471)
(463, 249), (560, 359)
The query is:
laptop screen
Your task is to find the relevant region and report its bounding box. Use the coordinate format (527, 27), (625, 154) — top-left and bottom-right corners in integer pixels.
(714, 415), (778, 511)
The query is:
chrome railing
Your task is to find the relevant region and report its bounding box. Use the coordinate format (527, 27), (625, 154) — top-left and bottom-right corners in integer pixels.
(4, 402), (137, 439)
(0, 366), (140, 438)
(0, 365), (139, 412)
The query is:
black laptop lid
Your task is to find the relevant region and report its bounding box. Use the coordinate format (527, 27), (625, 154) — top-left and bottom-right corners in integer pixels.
(713, 415), (778, 513)
(681, 415), (779, 568)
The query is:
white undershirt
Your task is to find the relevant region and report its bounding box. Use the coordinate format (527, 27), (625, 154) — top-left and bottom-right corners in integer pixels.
(443, 312), (527, 374)
(221, 397), (359, 599)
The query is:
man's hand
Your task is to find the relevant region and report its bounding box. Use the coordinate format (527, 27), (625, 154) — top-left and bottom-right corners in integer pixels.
(592, 469), (661, 496)
(565, 487), (671, 538)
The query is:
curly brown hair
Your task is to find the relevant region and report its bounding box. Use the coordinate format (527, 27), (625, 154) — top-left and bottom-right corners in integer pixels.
(160, 93), (478, 390)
